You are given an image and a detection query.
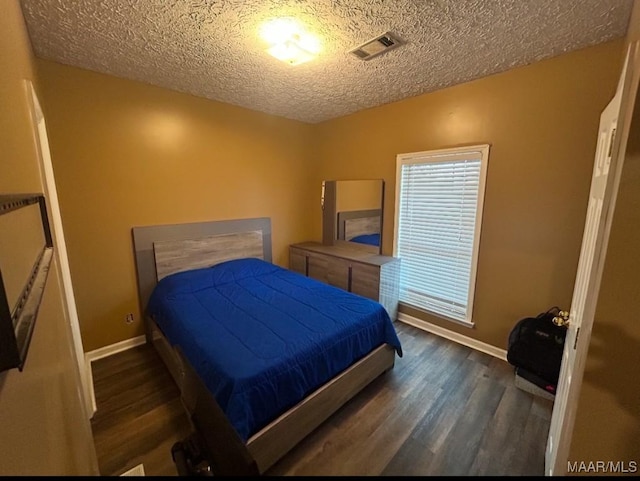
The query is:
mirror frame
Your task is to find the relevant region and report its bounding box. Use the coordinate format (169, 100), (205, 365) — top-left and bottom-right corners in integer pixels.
(321, 179), (385, 254)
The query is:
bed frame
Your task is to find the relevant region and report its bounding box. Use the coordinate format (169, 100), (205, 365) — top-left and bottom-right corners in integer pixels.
(131, 217), (396, 475)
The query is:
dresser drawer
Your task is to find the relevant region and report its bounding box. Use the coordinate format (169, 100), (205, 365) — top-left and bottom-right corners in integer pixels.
(289, 247), (307, 275)
(289, 242), (400, 322)
(350, 262), (380, 301)
(307, 252), (330, 284)
(327, 257), (349, 291)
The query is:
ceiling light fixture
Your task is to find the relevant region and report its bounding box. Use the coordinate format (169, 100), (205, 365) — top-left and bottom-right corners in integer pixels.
(260, 18), (320, 66)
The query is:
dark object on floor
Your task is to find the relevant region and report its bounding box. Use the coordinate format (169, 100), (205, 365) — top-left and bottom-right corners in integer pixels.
(172, 433), (213, 477)
(507, 307), (567, 391)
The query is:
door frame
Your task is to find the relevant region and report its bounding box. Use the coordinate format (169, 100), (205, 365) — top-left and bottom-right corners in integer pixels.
(26, 81), (95, 419)
(545, 41), (640, 475)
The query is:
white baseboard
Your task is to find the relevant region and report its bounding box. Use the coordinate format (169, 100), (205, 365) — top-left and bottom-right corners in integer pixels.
(85, 335), (147, 363)
(85, 335), (147, 416)
(397, 312), (508, 361)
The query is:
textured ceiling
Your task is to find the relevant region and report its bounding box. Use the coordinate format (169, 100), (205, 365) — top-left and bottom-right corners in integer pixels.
(21, 0), (633, 123)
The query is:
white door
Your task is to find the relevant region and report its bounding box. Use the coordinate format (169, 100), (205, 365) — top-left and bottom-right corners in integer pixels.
(27, 82), (94, 419)
(545, 44), (636, 475)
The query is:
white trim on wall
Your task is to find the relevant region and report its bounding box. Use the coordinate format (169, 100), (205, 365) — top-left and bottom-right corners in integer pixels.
(397, 312), (508, 361)
(85, 335), (147, 364)
(85, 335), (147, 415)
(85, 361), (97, 417)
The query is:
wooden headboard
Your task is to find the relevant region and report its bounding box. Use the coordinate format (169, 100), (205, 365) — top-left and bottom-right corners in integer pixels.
(132, 217), (272, 316)
(337, 209), (381, 240)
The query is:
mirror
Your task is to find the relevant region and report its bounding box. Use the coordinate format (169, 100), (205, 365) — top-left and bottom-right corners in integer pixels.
(321, 179), (384, 254)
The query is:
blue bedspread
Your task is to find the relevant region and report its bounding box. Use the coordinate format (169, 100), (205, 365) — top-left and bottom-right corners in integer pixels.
(350, 233), (380, 247)
(147, 258), (402, 442)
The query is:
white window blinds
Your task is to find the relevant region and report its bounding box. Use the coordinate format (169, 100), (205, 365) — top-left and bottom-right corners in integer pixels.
(395, 146), (489, 324)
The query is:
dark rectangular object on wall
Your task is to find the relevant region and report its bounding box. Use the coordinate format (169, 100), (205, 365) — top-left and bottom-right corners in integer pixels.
(0, 194), (54, 372)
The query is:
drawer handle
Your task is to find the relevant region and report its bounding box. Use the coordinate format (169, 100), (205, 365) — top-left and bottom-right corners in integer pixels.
(348, 265), (353, 292)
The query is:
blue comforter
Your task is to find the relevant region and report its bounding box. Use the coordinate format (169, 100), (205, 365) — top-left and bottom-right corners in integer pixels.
(147, 258), (402, 442)
(350, 233), (380, 247)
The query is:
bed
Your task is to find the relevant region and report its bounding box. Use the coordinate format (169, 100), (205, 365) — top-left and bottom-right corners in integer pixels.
(132, 217), (401, 475)
(337, 209), (382, 248)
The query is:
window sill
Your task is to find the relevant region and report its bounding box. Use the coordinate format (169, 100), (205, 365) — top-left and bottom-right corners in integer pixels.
(398, 301), (475, 328)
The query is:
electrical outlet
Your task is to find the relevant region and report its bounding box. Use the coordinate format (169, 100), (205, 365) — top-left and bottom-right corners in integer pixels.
(125, 313), (134, 324)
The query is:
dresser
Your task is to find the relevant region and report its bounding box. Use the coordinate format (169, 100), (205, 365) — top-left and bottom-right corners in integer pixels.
(289, 242), (400, 321)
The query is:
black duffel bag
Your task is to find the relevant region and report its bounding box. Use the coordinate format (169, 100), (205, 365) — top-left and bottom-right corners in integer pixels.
(507, 307), (568, 387)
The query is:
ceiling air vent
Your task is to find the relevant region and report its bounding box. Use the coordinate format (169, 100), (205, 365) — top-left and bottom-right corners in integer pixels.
(349, 32), (402, 61)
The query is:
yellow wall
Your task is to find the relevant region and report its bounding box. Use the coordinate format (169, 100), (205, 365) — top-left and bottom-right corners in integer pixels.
(37, 60), (317, 351)
(0, 0), (98, 475)
(569, 1), (640, 470)
(313, 40), (624, 348)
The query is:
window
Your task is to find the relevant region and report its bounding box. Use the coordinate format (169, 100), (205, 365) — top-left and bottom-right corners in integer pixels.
(394, 145), (489, 325)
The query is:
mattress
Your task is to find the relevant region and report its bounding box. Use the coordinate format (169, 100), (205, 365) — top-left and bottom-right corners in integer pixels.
(147, 257), (402, 442)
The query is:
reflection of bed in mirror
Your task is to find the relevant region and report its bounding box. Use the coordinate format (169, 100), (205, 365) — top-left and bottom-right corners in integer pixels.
(132, 217), (401, 475)
(322, 179), (384, 254)
(337, 209), (381, 251)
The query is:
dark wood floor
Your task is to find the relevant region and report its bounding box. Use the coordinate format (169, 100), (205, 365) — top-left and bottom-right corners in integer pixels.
(90, 322), (553, 476)
(90, 344), (192, 476)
